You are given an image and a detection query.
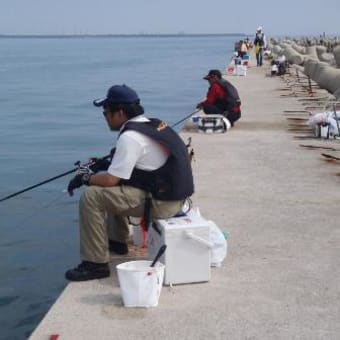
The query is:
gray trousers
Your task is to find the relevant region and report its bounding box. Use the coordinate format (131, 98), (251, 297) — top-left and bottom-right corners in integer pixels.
(79, 185), (183, 263)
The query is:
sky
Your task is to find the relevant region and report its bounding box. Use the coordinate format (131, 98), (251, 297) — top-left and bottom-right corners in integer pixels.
(0, 0), (339, 37)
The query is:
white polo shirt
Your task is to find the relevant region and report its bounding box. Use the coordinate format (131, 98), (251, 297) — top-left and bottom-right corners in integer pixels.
(107, 115), (169, 180)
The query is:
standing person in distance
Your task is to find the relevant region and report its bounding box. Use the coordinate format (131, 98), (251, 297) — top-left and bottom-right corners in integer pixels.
(240, 40), (248, 58)
(66, 84), (194, 281)
(254, 26), (267, 66)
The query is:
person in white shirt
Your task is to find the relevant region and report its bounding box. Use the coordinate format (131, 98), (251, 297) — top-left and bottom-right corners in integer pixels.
(65, 84), (194, 281)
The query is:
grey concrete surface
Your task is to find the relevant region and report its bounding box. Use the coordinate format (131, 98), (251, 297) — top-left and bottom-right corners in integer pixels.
(29, 59), (340, 340)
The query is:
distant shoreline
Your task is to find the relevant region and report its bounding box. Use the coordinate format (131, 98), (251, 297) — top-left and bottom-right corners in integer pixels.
(0, 33), (244, 39)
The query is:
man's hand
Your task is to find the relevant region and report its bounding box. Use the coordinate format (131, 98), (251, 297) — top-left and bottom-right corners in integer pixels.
(88, 158), (111, 173)
(88, 148), (116, 173)
(67, 174), (83, 196)
(67, 165), (93, 196)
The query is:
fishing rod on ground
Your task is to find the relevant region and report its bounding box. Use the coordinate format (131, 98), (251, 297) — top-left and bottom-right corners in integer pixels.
(0, 109), (199, 203)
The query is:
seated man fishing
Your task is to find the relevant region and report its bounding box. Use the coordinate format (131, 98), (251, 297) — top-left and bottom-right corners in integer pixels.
(65, 84), (194, 281)
(196, 69), (241, 126)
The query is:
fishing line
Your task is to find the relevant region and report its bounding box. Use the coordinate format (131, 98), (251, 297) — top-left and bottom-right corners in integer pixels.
(3, 191), (67, 230)
(171, 109), (199, 129)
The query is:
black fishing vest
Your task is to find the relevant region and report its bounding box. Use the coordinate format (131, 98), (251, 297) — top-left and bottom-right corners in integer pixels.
(218, 79), (241, 111)
(119, 118), (194, 201)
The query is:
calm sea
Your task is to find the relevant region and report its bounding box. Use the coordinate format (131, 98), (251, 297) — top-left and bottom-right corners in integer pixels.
(0, 35), (239, 339)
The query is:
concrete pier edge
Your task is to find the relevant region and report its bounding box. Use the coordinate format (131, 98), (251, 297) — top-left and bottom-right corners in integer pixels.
(29, 55), (340, 340)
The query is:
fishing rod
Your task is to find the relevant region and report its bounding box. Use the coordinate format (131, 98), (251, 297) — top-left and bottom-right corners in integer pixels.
(0, 109), (199, 203)
(0, 155), (111, 203)
(171, 109), (199, 128)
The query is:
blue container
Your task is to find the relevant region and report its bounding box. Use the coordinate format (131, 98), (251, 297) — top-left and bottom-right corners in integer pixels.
(192, 116), (199, 123)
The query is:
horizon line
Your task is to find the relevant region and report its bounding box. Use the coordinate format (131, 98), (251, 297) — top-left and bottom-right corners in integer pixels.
(0, 32), (246, 38)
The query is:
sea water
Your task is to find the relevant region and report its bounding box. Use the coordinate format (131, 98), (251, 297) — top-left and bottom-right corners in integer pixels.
(0, 35), (239, 339)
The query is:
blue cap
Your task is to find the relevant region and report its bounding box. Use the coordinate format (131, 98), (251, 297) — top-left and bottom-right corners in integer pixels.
(93, 84), (140, 107)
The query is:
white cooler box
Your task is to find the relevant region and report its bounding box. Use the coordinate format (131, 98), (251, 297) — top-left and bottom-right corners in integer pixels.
(148, 210), (211, 285)
(198, 115), (230, 133)
(236, 64), (247, 76)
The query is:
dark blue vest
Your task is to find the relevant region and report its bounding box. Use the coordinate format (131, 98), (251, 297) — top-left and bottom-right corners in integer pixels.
(119, 118), (194, 201)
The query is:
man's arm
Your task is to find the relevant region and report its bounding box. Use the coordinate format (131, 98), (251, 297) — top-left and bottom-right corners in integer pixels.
(201, 83), (224, 106)
(90, 131), (142, 188)
(67, 132), (142, 196)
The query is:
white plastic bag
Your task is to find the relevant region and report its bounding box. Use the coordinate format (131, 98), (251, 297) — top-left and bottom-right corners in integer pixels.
(191, 208), (228, 267)
(307, 112), (328, 127)
(207, 221), (228, 267)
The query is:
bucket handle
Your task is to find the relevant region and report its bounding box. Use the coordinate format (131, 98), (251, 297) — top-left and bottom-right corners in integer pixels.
(184, 231), (213, 249)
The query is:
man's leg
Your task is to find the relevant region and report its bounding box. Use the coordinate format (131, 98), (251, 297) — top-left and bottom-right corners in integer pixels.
(65, 184), (115, 281)
(259, 50), (263, 66)
(107, 215), (130, 244)
(104, 191), (183, 254)
(203, 105), (224, 115)
(79, 185), (145, 263)
(106, 214), (134, 255)
(151, 199), (184, 219)
(66, 184), (184, 281)
(225, 110), (241, 126)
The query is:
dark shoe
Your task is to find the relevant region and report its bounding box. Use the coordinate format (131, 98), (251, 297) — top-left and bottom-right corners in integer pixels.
(109, 240), (128, 255)
(65, 261), (110, 281)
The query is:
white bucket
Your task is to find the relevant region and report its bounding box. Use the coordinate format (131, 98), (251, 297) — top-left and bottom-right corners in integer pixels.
(116, 260), (165, 307)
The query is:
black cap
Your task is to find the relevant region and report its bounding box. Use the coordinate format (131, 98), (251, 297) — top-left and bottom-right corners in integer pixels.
(203, 69), (222, 80)
(93, 84), (140, 107)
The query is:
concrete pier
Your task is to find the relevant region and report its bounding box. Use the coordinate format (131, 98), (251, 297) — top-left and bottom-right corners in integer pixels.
(29, 59), (340, 340)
